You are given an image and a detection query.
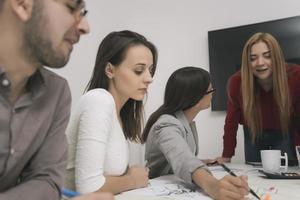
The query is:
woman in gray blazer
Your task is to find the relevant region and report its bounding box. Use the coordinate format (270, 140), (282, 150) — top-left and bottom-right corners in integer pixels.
(142, 67), (249, 200)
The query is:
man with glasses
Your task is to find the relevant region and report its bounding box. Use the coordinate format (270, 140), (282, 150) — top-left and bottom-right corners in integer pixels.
(0, 0), (112, 199)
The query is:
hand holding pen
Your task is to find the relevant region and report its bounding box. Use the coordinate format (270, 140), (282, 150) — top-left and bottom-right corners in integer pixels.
(212, 174), (250, 200)
(195, 167), (250, 200)
(220, 164), (261, 200)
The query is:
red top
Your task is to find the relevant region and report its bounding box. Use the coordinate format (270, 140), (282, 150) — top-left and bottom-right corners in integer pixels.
(222, 64), (300, 158)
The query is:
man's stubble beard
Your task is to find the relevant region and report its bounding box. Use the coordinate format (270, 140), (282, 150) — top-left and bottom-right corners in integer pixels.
(22, 1), (70, 69)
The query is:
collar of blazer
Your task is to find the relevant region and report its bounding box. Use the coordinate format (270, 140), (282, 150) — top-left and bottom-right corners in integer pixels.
(174, 110), (199, 154)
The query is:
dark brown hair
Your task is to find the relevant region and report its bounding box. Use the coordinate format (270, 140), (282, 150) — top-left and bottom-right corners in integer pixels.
(86, 30), (158, 142)
(142, 66), (210, 142)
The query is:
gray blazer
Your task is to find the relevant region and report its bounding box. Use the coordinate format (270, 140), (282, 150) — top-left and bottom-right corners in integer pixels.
(145, 110), (207, 186)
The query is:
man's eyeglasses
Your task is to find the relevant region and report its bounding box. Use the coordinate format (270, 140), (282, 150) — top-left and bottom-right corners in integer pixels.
(75, 6), (88, 21)
(78, 7), (88, 18)
(205, 88), (216, 95)
(63, 0), (88, 22)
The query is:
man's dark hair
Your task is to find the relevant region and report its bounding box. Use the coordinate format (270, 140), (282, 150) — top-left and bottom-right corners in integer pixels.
(0, 1), (4, 11)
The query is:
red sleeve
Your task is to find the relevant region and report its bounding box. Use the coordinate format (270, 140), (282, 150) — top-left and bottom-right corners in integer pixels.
(222, 72), (243, 158)
(295, 72), (300, 136)
(289, 65), (300, 145)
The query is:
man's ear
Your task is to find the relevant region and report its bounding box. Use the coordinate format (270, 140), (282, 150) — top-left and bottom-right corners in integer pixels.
(10, 0), (33, 22)
(105, 63), (115, 79)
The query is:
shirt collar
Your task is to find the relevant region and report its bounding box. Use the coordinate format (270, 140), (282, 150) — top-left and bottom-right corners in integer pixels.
(0, 66), (4, 75)
(0, 66), (11, 94)
(27, 69), (45, 94)
(0, 65), (46, 99)
(174, 110), (199, 154)
(174, 110), (193, 132)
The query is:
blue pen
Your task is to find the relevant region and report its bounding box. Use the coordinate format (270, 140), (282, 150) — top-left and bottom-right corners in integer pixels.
(61, 188), (81, 198)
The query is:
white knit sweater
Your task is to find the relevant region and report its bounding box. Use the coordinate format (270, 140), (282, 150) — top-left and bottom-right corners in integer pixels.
(65, 89), (129, 193)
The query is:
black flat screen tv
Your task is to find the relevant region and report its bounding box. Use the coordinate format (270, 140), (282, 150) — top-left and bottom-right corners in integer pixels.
(208, 15), (300, 111)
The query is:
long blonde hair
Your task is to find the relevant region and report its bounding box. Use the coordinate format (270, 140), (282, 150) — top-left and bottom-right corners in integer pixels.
(241, 32), (290, 143)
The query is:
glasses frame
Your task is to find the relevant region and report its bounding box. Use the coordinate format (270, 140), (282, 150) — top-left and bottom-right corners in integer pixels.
(75, 6), (88, 21)
(205, 88), (216, 95)
(63, 0), (88, 22)
(79, 8), (88, 17)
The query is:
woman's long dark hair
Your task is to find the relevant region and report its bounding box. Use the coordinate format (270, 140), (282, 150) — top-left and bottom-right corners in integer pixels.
(86, 30), (158, 142)
(142, 66), (211, 142)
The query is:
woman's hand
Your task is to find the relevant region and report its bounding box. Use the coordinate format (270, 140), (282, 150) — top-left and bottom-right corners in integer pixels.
(193, 168), (249, 200)
(207, 175), (249, 200)
(126, 165), (149, 189)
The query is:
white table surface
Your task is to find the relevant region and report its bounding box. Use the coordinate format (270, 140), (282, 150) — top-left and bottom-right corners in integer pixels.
(116, 163), (300, 200)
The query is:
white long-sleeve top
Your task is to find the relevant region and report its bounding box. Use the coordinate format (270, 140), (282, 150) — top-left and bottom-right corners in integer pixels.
(66, 89), (129, 194)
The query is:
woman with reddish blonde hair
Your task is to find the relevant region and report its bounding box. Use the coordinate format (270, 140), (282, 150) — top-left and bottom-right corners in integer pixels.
(216, 32), (300, 164)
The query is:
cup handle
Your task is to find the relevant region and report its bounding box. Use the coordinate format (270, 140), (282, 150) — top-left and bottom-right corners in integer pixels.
(280, 152), (288, 172)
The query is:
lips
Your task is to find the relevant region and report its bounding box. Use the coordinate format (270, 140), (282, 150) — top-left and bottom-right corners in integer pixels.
(65, 37), (79, 45)
(139, 88), (148, 93)
(64, 37), (79, 52)
(256, 66), (268, 72)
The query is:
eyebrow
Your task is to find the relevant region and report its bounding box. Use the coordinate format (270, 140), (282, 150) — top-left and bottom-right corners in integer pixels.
(134, 63), (154, 69)
(68, 0), (85, 8)
(77, 0), (86, 7)
(135, 63), (147, 66)
(75, 0), (83, 5)
(250, 50), (271, 57)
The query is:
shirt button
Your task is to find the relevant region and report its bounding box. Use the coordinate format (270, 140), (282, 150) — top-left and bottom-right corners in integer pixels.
(10, 148), (15, 155)
(2, 79), (10, 87)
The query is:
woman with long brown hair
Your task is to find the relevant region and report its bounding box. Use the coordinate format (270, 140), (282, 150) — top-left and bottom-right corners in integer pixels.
(216, 32), (300, 164)
(65, 30), (158, 194)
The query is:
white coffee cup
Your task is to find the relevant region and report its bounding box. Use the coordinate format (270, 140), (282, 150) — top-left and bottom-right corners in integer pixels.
(260, 150), (288, 172)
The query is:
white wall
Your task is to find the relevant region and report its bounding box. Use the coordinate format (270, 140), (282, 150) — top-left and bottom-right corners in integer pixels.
(52, 0), (300, 164)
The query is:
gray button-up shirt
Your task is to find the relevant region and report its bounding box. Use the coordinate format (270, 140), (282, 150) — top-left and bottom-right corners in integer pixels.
(0, 67), (71, 200)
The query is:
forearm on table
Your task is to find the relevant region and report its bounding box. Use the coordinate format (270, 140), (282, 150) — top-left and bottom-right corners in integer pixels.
(170, 158), (207, 186)
(96, 175), (136, 195)
(192, 168), (218, 196)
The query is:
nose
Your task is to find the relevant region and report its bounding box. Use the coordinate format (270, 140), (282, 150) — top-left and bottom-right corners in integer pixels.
(144, 70), (153, 85)
(77, 17), (90, 34)
(257, 56), (264, 66)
